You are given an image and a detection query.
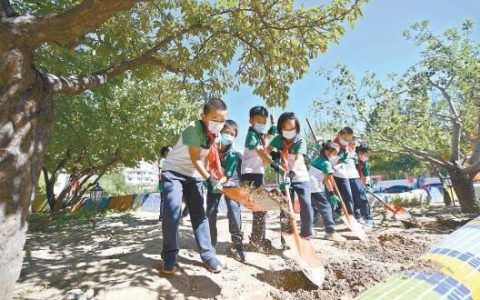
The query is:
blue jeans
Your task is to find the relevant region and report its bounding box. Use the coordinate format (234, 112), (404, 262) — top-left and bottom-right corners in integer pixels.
(350, 178), (372, 220)
(241, 173), (265, 241)
(206, 191), (243, 250)
(311, 192), (335, 233)
(334, 176), (355, 216)
(280, 181), (313, 237)
(161, 171), (216, 267)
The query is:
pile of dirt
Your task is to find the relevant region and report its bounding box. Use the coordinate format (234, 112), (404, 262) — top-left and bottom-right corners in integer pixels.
(272, 232), (436, 300)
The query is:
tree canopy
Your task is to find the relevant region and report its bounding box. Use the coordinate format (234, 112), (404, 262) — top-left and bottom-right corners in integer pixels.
(9, 0), (366, 107)
(311, 20), (480, 212)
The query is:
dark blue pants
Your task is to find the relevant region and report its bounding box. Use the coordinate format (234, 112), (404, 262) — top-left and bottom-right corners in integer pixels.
(280, 181), (313, 237)
(349, 178), (372, 220)
(160, 191), (190, 219)
(241, 173), (265, 241)
(206, 191), (243, 250)
(334, 176), (355, 216)
(161, 171), (216, 267)
(311, 192), (335, 233)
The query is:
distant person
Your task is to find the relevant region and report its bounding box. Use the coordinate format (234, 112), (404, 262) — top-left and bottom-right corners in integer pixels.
(353, 144), (373, 227)
(331, 127), (357, 217)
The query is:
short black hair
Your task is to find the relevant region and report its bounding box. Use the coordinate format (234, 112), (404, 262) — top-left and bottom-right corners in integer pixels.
(356, 144), (371, 153)
(160, 146), (172, 157)
(249, 106), (269, 118)
(277, 112), (300, 133)
(321, 140), (340, 154)
(222, 119), (238, 137)
(203, 97), (227, 114)
(339, 126), (354, 135)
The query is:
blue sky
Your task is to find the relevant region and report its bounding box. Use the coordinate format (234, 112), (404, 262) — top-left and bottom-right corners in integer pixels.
(225, 0), (480, 148)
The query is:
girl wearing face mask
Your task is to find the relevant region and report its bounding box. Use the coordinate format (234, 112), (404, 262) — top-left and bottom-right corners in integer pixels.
(351, 144), (374, 227)
(268, 112), (313, 241)
(206, 120), (246, 262)
(309, 141), (346, 242)
(332, 127), (363, 222)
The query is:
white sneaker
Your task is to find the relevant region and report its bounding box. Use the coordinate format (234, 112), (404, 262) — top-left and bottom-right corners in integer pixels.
(325, 232), (347, 242)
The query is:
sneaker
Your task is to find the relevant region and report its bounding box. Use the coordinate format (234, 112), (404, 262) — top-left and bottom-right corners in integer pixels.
(247, 237), (274, 254)
(301, 235), (312, 241)
(325, 232), (347, 242)
(161, 262), (180, 274)
(357, 218), (374, 228)
(333, 212), (342, 223)
(230, 248), (246, 262)
(364, 219), (374, 228)
(204, 257), (222, 273)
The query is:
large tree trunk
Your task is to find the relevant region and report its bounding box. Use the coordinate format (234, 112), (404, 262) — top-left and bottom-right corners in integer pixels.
(448, 169), (480, 214)
(0, 46), (54, 299)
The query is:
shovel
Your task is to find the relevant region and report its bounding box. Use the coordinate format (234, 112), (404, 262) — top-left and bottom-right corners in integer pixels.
(367, 190), (412, 220)
(222, 186), (282, 212)
(305, 118), (367, 241)
(281, 181), (325, 287)
(331, 179), (368, 241)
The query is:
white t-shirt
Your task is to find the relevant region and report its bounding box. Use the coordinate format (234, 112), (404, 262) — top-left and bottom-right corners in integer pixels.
(269, 135), (309, 183)
(241, 128), (266, 175)
(163, 120), (211, 178)
(332, 146), (360, 179)
(309, 156), (334, 193)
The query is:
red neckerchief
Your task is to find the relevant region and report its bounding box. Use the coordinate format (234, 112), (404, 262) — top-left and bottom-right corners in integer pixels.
(280, 139), (293, 171)
(206, 130), (223, 180)
(333, 136), (347, 150)
(357, 160), (363, 177)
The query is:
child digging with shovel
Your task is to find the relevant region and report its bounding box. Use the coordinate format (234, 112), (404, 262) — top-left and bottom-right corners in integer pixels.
(206, 120), (246, 262)
(309, 140), (347, 242)
(268, 112), (314, 246)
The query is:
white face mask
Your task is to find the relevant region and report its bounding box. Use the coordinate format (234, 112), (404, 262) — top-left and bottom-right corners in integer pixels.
(339, 137), (349, 146)
(282, 130), (296, 140)
(207, 120), (225, 136)
(329, 156), (339, 165)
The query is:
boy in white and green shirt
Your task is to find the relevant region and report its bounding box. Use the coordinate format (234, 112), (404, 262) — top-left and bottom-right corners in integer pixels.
(309, 140), (346, 242)
(241, 106), (276, 253)
(206, 120), (245, 262)
(161, 98), (227, 274)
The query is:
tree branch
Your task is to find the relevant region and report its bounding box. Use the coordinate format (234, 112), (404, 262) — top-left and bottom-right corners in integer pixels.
(428, 77), (459, 117)
(460, 157), (480, 175)
(13, 0), (139, 45)
(46, 26), (198, 94)
(428, 77), (462, 162)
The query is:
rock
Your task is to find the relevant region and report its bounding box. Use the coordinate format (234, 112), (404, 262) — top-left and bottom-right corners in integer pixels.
(66, 289), (83, 300)
(66, 288), (94, 300)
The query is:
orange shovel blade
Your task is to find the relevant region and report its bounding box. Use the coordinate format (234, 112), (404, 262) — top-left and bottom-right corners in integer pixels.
(282, 231), (325, 286)
(222, 187), (279, 212)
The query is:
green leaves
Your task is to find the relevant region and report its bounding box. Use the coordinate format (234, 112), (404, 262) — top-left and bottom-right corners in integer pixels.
(35, 0), (367, 184)
(311, 20), (480, 170)
(44, 72), (203, 179)
(32, 0), (365, 108)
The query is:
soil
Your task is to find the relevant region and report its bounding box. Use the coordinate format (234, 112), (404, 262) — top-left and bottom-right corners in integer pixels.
(13, 206), (470, 300)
